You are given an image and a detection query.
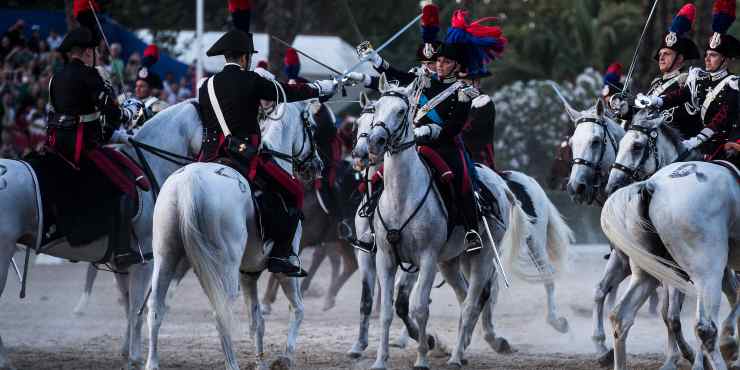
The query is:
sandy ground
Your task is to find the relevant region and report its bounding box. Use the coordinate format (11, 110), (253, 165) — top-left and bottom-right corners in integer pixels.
(0, 244), (727, 370)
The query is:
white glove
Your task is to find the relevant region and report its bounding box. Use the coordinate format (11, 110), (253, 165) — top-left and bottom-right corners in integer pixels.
(414, 124), (442, 140)
(682, 136), (703, 150)
(634, 93), (663, 109)
(458, 86), (480, 103)
(344, 72), (371, 87)
(313, 79), (338, 98)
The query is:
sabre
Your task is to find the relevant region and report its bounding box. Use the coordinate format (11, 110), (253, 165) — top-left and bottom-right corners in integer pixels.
(622, 0), (660, 95)
(270, 35), (344, 75)
(341, 13), (423, 78)
(88, 0), (112, 51)
(10, 257), (21, 283)
(476, 192), (511, 288)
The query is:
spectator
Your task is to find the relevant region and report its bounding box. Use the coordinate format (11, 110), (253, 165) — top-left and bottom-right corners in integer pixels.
(28, 25), (42, 53)
(46, 28), (62, 50)
(109, 43), (125, 88)
(124, 51), (141, 86)
(0, 36), (11, 61)
(166, 82), (178, 105)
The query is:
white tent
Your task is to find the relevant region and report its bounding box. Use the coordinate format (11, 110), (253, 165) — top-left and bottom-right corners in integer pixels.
(136, 31), (375, 78)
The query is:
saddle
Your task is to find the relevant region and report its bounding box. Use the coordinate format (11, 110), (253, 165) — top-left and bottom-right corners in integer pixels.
(711, 160), (740, 184)
(26, 147), (148, 249)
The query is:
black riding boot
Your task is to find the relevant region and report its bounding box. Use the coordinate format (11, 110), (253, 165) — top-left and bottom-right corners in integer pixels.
(461, 191), (483, 253)
(111, 194), (142, 269)
(266, 206), (307, 277)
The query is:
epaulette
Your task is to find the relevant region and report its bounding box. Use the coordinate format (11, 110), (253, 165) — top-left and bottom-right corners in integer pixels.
(677, 71), (689, 86)
(728, 75), (739, 90)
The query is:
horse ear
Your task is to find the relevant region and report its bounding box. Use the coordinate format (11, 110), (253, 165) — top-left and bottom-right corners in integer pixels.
(359, 90), (369, 109)
(378, 73), (388, 94)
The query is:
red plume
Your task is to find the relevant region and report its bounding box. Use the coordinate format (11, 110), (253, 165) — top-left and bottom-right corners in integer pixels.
(606, 63), (622, 75)
(713, 0), (736, 17)
(73, 0), (100, 18)
(677, 3), (696, 22)
(421, 4), (439, 28)
(228, 0), (251, 13)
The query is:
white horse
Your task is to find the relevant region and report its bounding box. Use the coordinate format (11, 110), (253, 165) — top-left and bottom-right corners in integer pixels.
(602, 108), (740, 370)
(0, 99), (202, 370)
(347, 90), (573, 362)
(362, 77), (559, 369)
(145, 100), (323, 370)
(602, 157), (739, 370)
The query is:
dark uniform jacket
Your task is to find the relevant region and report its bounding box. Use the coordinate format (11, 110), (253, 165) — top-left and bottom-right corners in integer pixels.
(198, 64), (319, 142)
(646, 69), (702, 139)
(415, 76), (472, 150)
(661, 68), (739, 157)
(49, 58), (121, 147)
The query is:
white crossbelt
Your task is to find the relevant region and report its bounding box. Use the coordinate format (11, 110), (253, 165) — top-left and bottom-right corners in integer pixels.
(701, 76), (733, 121)
(207, 76), (232, 136)
(413, 80), (464, 124)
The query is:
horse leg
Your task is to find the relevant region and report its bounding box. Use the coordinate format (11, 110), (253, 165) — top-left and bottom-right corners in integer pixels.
(300, 245), (325, 296)
(393, 270), (421, 347)
(145, 245), (183, 370)
(438, 258), (473, 356)
(73, 263), (98, 316)
(348, 251), (376, 358)
(114, 270), (132, 360)
(729, 282), (740, 370)
(479, 272), (512, 354)
(648, 289), (660, 316)
(239, 271), (267, 369)
(410, 256), (438, 370)
(274, 275), (305, 367)
(0, 243), (16, 370)
(593, 249), (630, 361)
(545, 281), (569, 333)
(124, 262), (153, 369)
(323, 241), (358, 312)
(370, 250), (397, 370)
(692, 273), (728, 370)
(261, 273), (279, 315)
(719, 268), (739, 362)
(660, 287), (692, 370)
(166, 257), (191, 302)
(609, 265), (659, 370)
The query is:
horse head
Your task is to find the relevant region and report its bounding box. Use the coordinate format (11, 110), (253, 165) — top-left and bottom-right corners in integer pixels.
(352, 91), (377, 170)
(560, 96), (624, 205)
(367, 73), (414, 161)
(260, 102), (324, 183)
(606, 108), (696, 194)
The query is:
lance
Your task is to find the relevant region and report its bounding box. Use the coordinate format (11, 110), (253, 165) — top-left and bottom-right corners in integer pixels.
(621, 0), (660, 96)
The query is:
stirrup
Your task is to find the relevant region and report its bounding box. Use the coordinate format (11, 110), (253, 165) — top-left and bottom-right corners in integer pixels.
(465, 230), (483, 253)
(351, 232), (376, 254)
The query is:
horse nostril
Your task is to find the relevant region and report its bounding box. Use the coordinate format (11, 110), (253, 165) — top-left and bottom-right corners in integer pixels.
(376, 137), (386, 147)
(575, 183), (586, 194)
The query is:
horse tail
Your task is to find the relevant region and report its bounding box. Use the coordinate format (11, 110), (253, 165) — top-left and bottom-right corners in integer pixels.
(601, 181), (694, 294)
(176, 168), (240, 336)
(543, 195), (574, 279)
(500, 187), (534, 282)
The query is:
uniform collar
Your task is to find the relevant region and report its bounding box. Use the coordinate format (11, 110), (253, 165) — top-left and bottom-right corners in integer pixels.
(710, 68), (729, 81)
(223, 63), (243, 71)
(440, 75), (457, 84)
(662, 69), (681, 80)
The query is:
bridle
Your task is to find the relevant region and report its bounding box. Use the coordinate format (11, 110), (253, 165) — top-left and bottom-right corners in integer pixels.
(260, 106), (319, 176)
(370, 91), (415, 155)
(571, 116), (619, 191)
(354, 103), (376, 150)
(611, 123), (661, 182)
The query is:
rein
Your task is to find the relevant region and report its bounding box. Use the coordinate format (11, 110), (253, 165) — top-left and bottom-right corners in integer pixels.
(260, 107), (318, 175)
(371, 91), (415, 155)
(571, 116), (619, 198)
(611, 124), (660, 182)
(128, 137), (196, 197)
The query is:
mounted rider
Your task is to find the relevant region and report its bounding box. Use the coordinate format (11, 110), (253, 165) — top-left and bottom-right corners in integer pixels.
(29, 0), (146, 268)
(198, 0), (337, 276)
(637, 0), (740, 165)
(615, 4), (702, 139)
(130, 44), (169, 128)
(347, 7), (507, 252)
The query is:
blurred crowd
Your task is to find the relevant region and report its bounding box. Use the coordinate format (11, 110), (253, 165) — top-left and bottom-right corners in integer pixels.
(0, 19), (196, 159)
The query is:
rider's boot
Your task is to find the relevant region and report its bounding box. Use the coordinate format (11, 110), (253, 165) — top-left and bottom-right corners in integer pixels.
(266, 206), (307, 277)
(111, 194), (143, 269)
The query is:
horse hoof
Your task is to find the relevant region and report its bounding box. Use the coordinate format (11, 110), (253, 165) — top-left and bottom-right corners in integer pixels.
(270, 355), (292, 370)
(445, 360), (462, 369)
(492, 337), (513, 354)
(261, 304), (272, 315)
(548, 317), (569, 334)
(412, 367), (430, 370)
(597, 349), (614, 367)
(322, 298), (336, 312)
(347, 351), (362, 359)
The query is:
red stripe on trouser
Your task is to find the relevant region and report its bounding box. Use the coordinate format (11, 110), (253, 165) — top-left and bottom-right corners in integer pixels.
(418, 145), (454, 184)
(484, 143), (495, 168)
(84, 148), (137, 199)
(258, 158), (305, 208)
(74, 123), (85, 165)
(100, 147), (151, 191)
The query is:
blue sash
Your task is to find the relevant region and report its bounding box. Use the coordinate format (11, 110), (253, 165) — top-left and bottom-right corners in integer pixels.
(418, 95), (443, 125)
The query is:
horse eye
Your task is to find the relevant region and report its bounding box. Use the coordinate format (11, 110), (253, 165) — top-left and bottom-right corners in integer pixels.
(632, 143), (643, 151)
(397, 110), (405, 118)
(591, 139), (600, 146)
